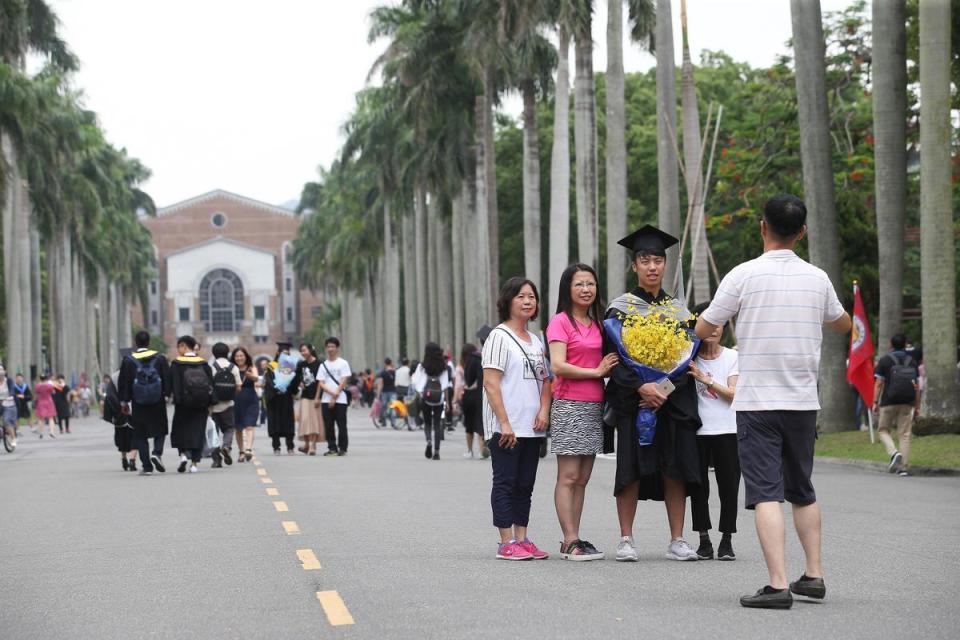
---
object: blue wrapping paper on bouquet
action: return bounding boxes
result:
[603,316,700,446]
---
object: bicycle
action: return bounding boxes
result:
[2,424,17,453]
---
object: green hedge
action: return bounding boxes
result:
[914,417,960,437]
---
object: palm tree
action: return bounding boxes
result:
[655,0,681,291]
[790,0,850,431]
[548,14,572,311]
[872,0,907,353]
[572,0,599,269]
[919,0,959,418]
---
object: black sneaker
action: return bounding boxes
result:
[128,460,137,472]
[696,542,714,560]
[425,444,433,459]
[888,451,902,473]
[221,447,233,466]
[122,458,129,471]
[432,452,440,460]
[151,455,166,473]
[337,451,346,456]
[898,469,912,477]
[717,538,736,561]
[211,460,223,469]
[177,458,188,473]
[740,586,793,609]
[789,574,826,600]
[323,450,338,457]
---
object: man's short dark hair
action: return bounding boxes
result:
[177,335,198,350]
[763,194,807,239]
[496,276,540,323]
[325,336,341,348]
[384,357,392,366]
[891,333,907,351]
[401,358,409,367]
[212,342,229,359]
[134,330,150,348]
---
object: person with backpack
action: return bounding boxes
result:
[412,343,453,460]
[376,358,398,429]
[119,331,171,474]
[102,372,138,472]
[168,336,214,473]
[263,341,300,455]
[209,342,242,468]
[873,333,921,476]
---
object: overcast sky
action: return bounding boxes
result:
[49,0,852,208]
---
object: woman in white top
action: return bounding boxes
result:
[411,342,453,460]
[482,277,552,561]
[687,303,740,561]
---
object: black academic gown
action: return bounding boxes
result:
[603,287,702,500]
[168,357,213,452]
[118,349,170,439]
[263,365,299,438]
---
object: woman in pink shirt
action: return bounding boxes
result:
[33,373,58,439]
[547,264,618,561]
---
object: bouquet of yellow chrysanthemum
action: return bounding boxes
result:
[604,297,699,446]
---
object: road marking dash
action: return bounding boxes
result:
[265,488,279,496]
[316,591,354,626]
[282,521,300,535]
[261,478,273,484]
[253,460,262,466]
[297,548,321,570]
[256,468,267,476]
[273,500,289,512]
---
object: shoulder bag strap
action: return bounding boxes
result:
[493,327,543,394]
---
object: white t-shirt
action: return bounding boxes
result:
[210,357,242,413]
[394,365,412,388]
[411,364,452,394]
[693,348,739,435]
[481,325,548,440]
[319,357,351,404]
[701,250,845,411]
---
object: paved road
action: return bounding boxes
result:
[2,408,958,639]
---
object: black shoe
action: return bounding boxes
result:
[323,450,338,457]
[425,444,433,459]
[696,542,714,560]
[122,458,129,471]
[151,455,165,473]
[740,586,793,609]
[221,447,233,465]
[211,460,223,469]
[128,460,137,472]
[717,538,735,561]
[432,452,440,460]
[177,458,188,473]
[789,574,826,600]
[337,450,346,456]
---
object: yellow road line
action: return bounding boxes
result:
[273,501,288,512]
[261,478,273,484]
[256,468,267,476]
[297,548,321,569]
[316,591,354,626]
[265,488,279,496]
[253,460,262,466]
[282,521,300,535]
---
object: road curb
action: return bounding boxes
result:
[815,456,960,477]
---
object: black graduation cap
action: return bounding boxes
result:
[276,340,293,350]
[617,224,679,256]
[475,324,492,344]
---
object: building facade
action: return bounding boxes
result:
[133,189,323,357]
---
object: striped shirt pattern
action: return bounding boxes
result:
[481,325,547,441]
[701,250,845,411]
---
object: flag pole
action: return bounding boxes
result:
[867,405,875,444]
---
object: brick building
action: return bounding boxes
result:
[132,189,323,359]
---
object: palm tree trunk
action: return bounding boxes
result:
[463,173,488,341]
[574,29,599,268]
[522,83,543,329]
[919,0,959,418]
[30,223,42,374]
[107,282,120,374]
[549,26,572,310]
[98,271,110,375]
[452,188,466,351]
[656,0,682,291]
[427,194,440,342]
[383,201,401,360]
[606,0,628,302]
[474,98,493,324]
[402,212,417,357]
[790,0,851,432]
[872,0,907,353]
[680,0,710,305]
[437,214,454,351]
[2,132,24,374]
[483,65,500,302]
[414,186,429,353]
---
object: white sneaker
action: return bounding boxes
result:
[615,536,639,562]
[666,538,699,561]
[189,464,198,474]
[462,451,474,459]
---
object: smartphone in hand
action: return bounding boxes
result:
[655,378,675,396]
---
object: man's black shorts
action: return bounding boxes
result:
[736,410,817,509]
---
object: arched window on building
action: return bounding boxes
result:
[199,269,244,332]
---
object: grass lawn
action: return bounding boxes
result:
[815,431,960,469]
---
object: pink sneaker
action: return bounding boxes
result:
[519,539,549,560]
[496,541,533,560]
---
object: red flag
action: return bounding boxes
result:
[846,282,875,406]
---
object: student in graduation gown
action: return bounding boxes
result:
[168,336,214,473]
[119,331,171,474]
[264,341,299,455]
[604,225,702,563]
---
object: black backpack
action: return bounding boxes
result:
[130,355,163,405]
[180,365,213,409]
[885,353,917,405]
[212,361,237,402]
[422,373,445,407]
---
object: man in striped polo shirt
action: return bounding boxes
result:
[696,194,851,610]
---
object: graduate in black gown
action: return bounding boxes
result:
[119,331,171,474]
[263,342,299,455]
[603,225,702,562]
[168,336,214,473]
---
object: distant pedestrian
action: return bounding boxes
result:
[412,343,452,460]
[231,347,260,462]
[53,374,71,434]
[318,337,351,456]
[264,342,299,455]
[12,373,35,433]
[873,333,921,476]
[483,277,551,561]
[209,342,242,468]
[102,372,137,472]
[0,365,19,451]
[687,302,740,561]
[168,336,214,473]
[119,331,170,474]
[395,358,412,400]
[377,358,398,428]
[296,342,324,455]
[697,194,851,609]
[33,374,58,439]
[460,344,485,457]
[547,264,617,561]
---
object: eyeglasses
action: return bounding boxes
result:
[572,281,597,289]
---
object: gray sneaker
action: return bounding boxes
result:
[615,536,639,562]
[666,538,699,561]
